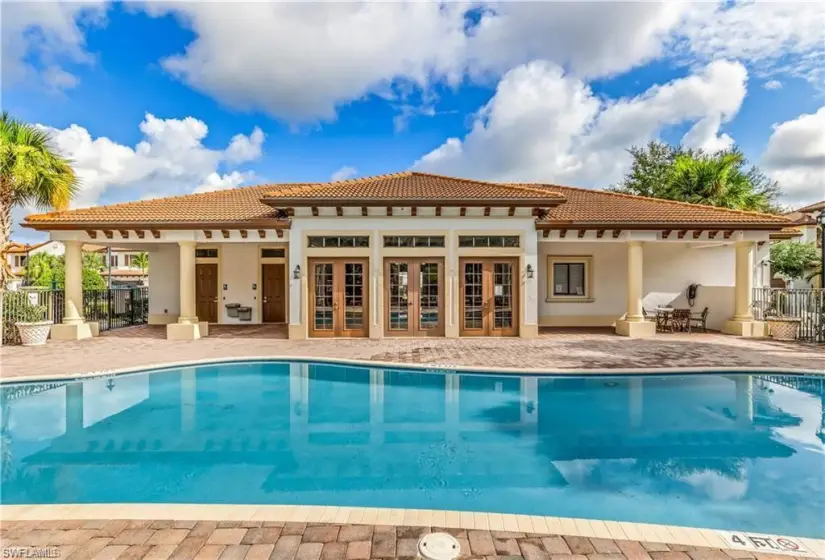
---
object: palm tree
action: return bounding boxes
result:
[667,151,777,213]
[0,113,79,288]
[132,252,149,274]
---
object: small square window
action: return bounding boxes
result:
[548,257,591,301]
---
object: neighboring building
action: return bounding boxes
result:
[22,172,791,341]
[3,241,148,290]
[3,240,65,290]
[84,244,149,287]
[772,200,824,289]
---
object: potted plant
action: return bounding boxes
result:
[14,301,52,346]
[764,292,801,341]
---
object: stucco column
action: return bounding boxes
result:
[520,231,539,338]
[50,240,93,340]
[445,231,459,338]
[733,241,754,321]
[63,240,84,324]
[166,241,204,340]
[723,241,766,337]
[615,241,655,338]
[178,241,197,324]
[288,229,305,340]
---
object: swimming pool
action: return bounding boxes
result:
[1,361,823,538]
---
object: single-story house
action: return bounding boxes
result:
[22,172,792,341]
[772,200,824,289]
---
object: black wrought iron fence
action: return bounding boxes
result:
[753,287,825,343]
[1,287,149,345]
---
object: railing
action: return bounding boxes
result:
[1,287,149,345]
[753,287,825,343]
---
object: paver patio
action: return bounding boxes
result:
[1,326,822,380]
[1,520,812,560]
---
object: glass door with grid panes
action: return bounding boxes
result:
[308,258,369,338]
[384,258,444,337]
[459,258,519,336]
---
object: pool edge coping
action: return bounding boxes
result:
[1,503,822,559]
[1,354,823,384]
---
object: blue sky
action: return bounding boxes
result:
[3,2,824,242]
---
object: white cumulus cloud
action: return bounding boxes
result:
[414,60,748,188]
[37,113,264,207]
[761,107,825,207]
[330,166,358,182]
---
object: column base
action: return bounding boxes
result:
[88,322,100,337]
[50,322,93,341]
[615,320,656,338]
[520,324,539,339]
[148,314,178,325]
[722,320,767,337]
[166,322,206,341]
[288,324,306,340]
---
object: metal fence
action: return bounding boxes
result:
[1,287,149,345]
[753,287,825,343]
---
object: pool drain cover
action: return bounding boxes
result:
[418,532,460,560]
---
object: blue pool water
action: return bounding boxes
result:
[1,362,824,538]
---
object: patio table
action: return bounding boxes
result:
[655,307,673,331]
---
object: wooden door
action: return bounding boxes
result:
[195,263,218,323]
[262,264,286,322]
[459,258,518,337]
[384,258,444,337]
[308,258,369,338]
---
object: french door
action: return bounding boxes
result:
[308,258,369,338]
[459,258,519,337]
[384,258,444,337]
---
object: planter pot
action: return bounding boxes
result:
[15,320,54,346]
[766,317,802,341]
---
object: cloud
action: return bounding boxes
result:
[330,166,358,182]
[414,60,748,188]
[1,1,107,90]
[679,1,825,87]
[37,113,264,208]
[225,127,265,163]
[144,2,469,123]
[764,80,783,90]
[761,106,825,206]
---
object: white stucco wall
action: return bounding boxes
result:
[538,241,765,331]
[148,244,179,323]
[220,244,260,324]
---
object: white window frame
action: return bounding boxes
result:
[546,255,594,303]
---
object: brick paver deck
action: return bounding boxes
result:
[1,326,823,380]
[1,520,807,560]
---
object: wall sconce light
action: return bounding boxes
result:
[293,265,301,280]
[526,264,534,279]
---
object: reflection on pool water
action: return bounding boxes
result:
[1,363,823,538]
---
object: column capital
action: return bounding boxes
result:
[178,240,197,248]
[63,239,84,248]
[627,240,644,247]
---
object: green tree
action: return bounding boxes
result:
[22,252,58,287]
[132,252,149,273]
[611,142,782,213]
[770,241,819,280]
[26,251,106,290]
[0,113,79,288]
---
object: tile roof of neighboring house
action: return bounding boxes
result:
[793,200,825,214]
[22,172,792,230]
[535,184,790,227]
[783,211,818,226]
[101,269,147,277]
[770,227,805,240]
[261,172,565,205]
[23,185,287,228]
[4,241,51,253]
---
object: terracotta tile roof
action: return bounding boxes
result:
[261,172,565,205]
[533,184,791,227]
[792,200,825,214]
[770,227,804,239]
[3,241,51,253]
[783,211,818,226]
[24,185,287,228]
[22,172,791,230]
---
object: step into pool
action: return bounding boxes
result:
[1,362,823,538]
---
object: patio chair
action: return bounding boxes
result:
[670,309,692,333]
[690,307,709,333]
